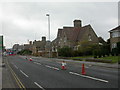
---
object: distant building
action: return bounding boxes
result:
[24,41,33,51]
[52,20,99,53]
[12,44,24,53]
[109,25,120,50]
[32,36,51,57]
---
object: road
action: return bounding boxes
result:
[3,55,118,89]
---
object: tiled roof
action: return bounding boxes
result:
[62,25,91,42]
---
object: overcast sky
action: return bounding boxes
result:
[0,0,119,48]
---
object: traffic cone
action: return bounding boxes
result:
[29,58,32,61]
[61,61,66,70]
[81,64,86,75]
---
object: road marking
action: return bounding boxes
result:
[45,65,59,70]
[20,70,29,77]
[34,82,45,90]
[69,72,108,83]
[79,66,89,68]
[89,65,92,67]
[6,60,25,89]
[34,62,41,65]
[14,65,18,69]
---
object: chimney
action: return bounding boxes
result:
[73,20,82,27]
[42,36,46,42]
[29,41,32,45]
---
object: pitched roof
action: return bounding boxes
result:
[58,25,92,42]
[77,25,91,41]
[110,25,120,32]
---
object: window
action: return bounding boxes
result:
[88,34,92,41]
[64,37,67,42]
[111,31,120,38]
[112,43,117,49]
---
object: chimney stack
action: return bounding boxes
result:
[29,41,32,45]
[74,20,82,27]
[42,36,46,42]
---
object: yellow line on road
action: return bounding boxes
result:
[6,60,26,89]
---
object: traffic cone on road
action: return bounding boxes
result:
[81,64,86,75]
[61,61,66,70]
[29,58,32,61]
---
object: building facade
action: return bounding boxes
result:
[32,36,52,57]
[52,20,99,53]
[109,25,120,50]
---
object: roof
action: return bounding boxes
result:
[62,25,91,42]
[77,25,91,42]
[109,25,120,32]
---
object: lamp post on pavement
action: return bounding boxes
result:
[46,14,51,58]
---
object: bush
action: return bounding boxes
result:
[17,49,32,55]
[58,46,73,57]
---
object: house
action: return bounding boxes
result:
[32,36,52,57]
[52,20,99,54]
[109,25,120,50]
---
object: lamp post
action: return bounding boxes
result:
[46,14,51,58]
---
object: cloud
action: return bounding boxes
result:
[0,2,118,48]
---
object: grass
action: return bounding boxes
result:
[98,56,119,63]
[70,55,119,63]
[70,56,93,59]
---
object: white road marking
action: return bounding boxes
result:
[79,66,89,68]
[34,62,41,65]
[34,82,45,90]
[20,70,29,77]
[14,65,18,69]
[89,65,92,66]
[69,72,108,83]
[45,65,59,70]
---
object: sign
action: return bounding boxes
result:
[0,36,3,51]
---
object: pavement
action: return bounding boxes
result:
[2,56,18,88]
[6,55,118,88]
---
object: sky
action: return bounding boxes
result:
[0,0,119,48]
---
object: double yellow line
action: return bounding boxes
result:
[6,60,26,89]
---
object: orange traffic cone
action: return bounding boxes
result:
[61,61,66,70]
[81,64,86,75]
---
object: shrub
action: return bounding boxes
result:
[58,46,73,57]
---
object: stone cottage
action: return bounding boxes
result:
[52,20,99,54]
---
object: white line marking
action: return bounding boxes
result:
[34,82,45,90]
[34,62,41,65]
[14,65,18,69]
[45,65,59,70]
[20,70,29,77]
[69,72,108,83]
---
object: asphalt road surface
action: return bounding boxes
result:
[3,55,118,89]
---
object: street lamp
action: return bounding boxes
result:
[46,14,51,58]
